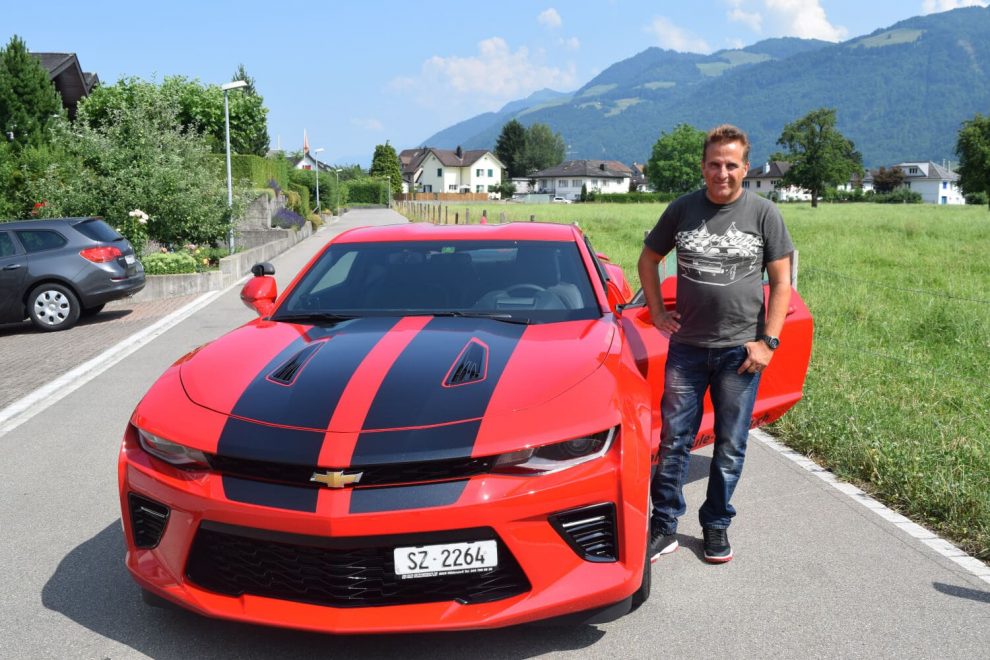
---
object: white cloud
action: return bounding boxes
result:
[764,0,847,41]
[645,17,712,53]
[391,37,577,107]
[559,36,580,50]
[351,118,384,132]
[726,0,764,31]
[538,8,562,28]
[921,0,988,13]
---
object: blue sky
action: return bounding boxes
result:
[4,0,986,166]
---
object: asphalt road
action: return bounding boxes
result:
[2,209,988,659]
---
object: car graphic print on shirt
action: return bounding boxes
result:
[675,222,763,286]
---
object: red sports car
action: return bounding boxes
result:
[118,221,812,633]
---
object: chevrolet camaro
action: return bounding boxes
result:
[118,221,812,633]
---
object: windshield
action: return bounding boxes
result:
[275,239,601,324]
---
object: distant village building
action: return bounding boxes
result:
[529,160,632,201]
[742,161,810,202]
[862,161,964,205]
[399,146,503,194]
[32,52,99,119]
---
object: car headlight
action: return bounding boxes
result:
[136,427,210,470]
[491,427,616,476]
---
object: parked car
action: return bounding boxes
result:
[118,222,813,632]
[0,217,145,331]
[551,196,572,204]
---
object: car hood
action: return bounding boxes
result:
[180,315,614,438]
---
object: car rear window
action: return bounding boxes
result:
[15,229,68,253]
[74,218,123,242]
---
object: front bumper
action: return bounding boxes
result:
[118,430,649,633]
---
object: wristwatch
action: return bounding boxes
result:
[758,335,780,350]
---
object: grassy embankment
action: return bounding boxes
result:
[403,201,990,560]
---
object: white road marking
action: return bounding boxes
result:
[0,289,226,440]
[752,428,990,584]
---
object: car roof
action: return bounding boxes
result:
[332,221,583,244]
[0,217,101,229]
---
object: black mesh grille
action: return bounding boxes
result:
[207,454,496,488]
[549,503,618,562]
[128,493,170,549]
[185,522,530,608]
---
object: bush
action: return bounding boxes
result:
[142,251,198,274]
[590,191,679,203]
[873,188,923,204]
[964,191,988,206]
[308,213,323,229]
[344,179,389,204]
[287,182,311,216]
[230,154,290,190]
[822,187,866,203]
[273,207,306,230]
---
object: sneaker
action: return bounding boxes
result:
[702,527,733,563]
[649,526,678,562]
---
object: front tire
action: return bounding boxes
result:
[28,283,80,332]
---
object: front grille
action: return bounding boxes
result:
[185,522,530,608]
[207,454,496,488]
[128,493,170,548]
[549,503,618,562]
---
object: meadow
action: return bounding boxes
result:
[399,200,990,560]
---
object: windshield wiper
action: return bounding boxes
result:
[272,312,357,325]
[426,311,533,325]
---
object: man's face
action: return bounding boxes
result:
[702,140,749,205]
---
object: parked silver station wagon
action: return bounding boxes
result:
[0,217,145,331]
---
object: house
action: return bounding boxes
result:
[742,161,810,201]
[291,151,332,172]
[529,160,632,200]
[399,146,504,194]
[32,52,99,119]
[875,161,964,204]
[630,162,651,192]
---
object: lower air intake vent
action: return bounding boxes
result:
[128,493,170,549]
[549,503,618,562]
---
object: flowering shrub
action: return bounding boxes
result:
[117,209,150,248]
[273,207,306,230]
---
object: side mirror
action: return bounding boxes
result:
[251,262,275,277]
[605,280,625,316]
[241,275,278,317]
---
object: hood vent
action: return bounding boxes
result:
[444,339,489,387]
[267,341,326,386]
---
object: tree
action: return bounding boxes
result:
[646,123,705,194]
[229,64,269,156]
[777,108,861,208]
[872,166,905,194]
[0,35,64,150]
[494,119,527,178]
[956,113,990,210]
[519,123,566,174]
[369,141,402,198]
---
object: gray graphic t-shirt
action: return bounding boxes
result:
[644,189,793,348]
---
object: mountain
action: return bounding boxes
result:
[419,7,990,167]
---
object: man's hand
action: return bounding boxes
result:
[738,340,773,375]
[651,309,681,335]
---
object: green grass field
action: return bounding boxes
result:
[399,200,990,560]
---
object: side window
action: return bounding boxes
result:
[15,229,67,253]
[0,232,15,257]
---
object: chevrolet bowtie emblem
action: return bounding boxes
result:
[310,470,363,488]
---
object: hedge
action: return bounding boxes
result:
[142,252,199,274]
[230,154,291,190]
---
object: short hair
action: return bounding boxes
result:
[703,124,750,163]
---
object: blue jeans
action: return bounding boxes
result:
[651,341,761,535]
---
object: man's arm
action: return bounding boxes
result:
[738,255,792,374]
[637,246,681,334]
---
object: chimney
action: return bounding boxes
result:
[599,162,606,171]
[455,145,463,159]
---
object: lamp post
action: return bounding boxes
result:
[312,147,325,214]
[222,80,248,253]
[333,168,341,216]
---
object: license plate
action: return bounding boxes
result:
[124,254,136,265]
[394,540,498,579]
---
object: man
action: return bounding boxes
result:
[637,124,793,564]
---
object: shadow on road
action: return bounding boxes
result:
[42,522,607,659]
[934,582,990,604]
[0,308,132,337]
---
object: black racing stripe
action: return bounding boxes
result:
[216,417,326,464]
[351,420,482,465]
[620,316,650,379]
[361,317,526,430]
[228,316,399,431]
[349,481,467,514]
[222,475,318,512]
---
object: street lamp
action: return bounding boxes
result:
[312,147,325,214]
[222,79,248,253]
[333,168,341,216]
